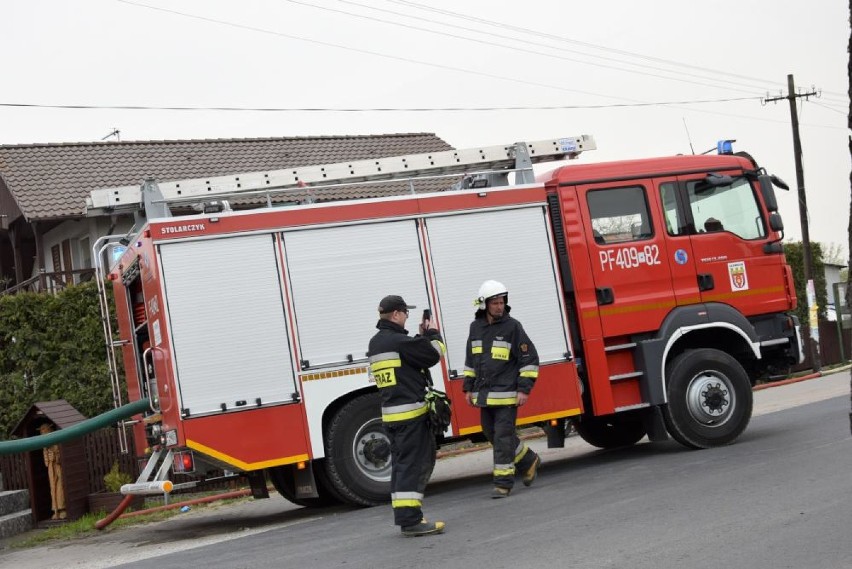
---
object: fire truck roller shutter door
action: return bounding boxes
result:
[424,206,571,377]
[157,234,298,415]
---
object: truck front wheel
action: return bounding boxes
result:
[576,413,646,449]
[324,392,391,506]
[663,348,753,449]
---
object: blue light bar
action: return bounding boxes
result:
[716,139,736,154]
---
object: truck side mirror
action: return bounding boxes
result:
[770,174,789,191]
[758,175,778,212]
[769,212,784,232]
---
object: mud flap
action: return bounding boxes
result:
[542,418,566,448]
[246,470,269,499]
[643,406,669,442]
[295,462,319,499]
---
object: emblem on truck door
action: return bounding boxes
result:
[727,261,749,291]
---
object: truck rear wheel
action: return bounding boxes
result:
[324,392,391,506]
[576,413,646,449]
[663,348,752,449]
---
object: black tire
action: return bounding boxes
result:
[324,392,391,506]
[268,461,343,507]
[576,413,646,449]
[663,348,753,449]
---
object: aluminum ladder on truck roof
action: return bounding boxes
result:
[85,135,595,218]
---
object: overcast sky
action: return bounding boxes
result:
[2,0,849,255]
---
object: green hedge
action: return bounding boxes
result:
[783,241,828,326]
[0,281,122,440]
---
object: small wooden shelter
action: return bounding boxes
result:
[10,400,88,524]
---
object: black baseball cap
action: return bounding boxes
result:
[378,295,416,314]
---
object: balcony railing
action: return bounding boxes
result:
[1,268,96,296]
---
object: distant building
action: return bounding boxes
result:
[824,262,848,320]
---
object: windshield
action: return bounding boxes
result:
[686,177,766,240]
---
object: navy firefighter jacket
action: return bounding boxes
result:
[367,319,444,423]
[462,311,540,407]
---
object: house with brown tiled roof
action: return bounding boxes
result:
[0,133,453,293]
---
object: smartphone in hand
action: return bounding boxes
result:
[420,309,432,333]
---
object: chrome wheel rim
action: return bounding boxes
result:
[353,418,391,482]
[685,370,735,427]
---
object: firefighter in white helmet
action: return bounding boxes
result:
[463,280,541,498]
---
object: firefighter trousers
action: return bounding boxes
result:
[480,405,538,490]
[385,417,437,527]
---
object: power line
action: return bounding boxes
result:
[0,97,761,112]
[294,0,772,96]
[386,0,788,93]
[113,0,630,103]
[814,92,850,105]
[111,1,841,130]
[7,98,843,130]
[815,86,849,99]
[807,99,848,116]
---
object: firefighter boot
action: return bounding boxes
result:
[523,455,541,487]
[491,486,511,499]
[401,519,445,537]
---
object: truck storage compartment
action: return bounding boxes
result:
[158,233,298,416]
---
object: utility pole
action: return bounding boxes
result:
[766,74,821,372]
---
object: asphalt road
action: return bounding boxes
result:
[3,371,851,569]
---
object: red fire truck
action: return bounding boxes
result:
[88,135,802,507]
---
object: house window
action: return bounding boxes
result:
[76,237,92,283]
[77,237,91,269]
[51,244,61,273]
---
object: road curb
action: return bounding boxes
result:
[753,364,850,391]
[753,373,821,390]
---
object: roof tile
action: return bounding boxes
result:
[0,134,453,219]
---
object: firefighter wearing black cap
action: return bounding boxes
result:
[463,280,541,498]
[368,294,447,537]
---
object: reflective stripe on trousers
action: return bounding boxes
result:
[382,402,428,422]
[391,491,423,509]
[386,419,437,527]
[480,405,538,490]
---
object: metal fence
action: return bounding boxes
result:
[1,427,234,496]
[1,269,96,296]
[795,321,851,372]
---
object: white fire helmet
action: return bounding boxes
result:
[475,280,508,310]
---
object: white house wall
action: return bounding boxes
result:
[40,216,133,276]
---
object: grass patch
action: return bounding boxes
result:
[10,508,177,549]
[9,490,252,549]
